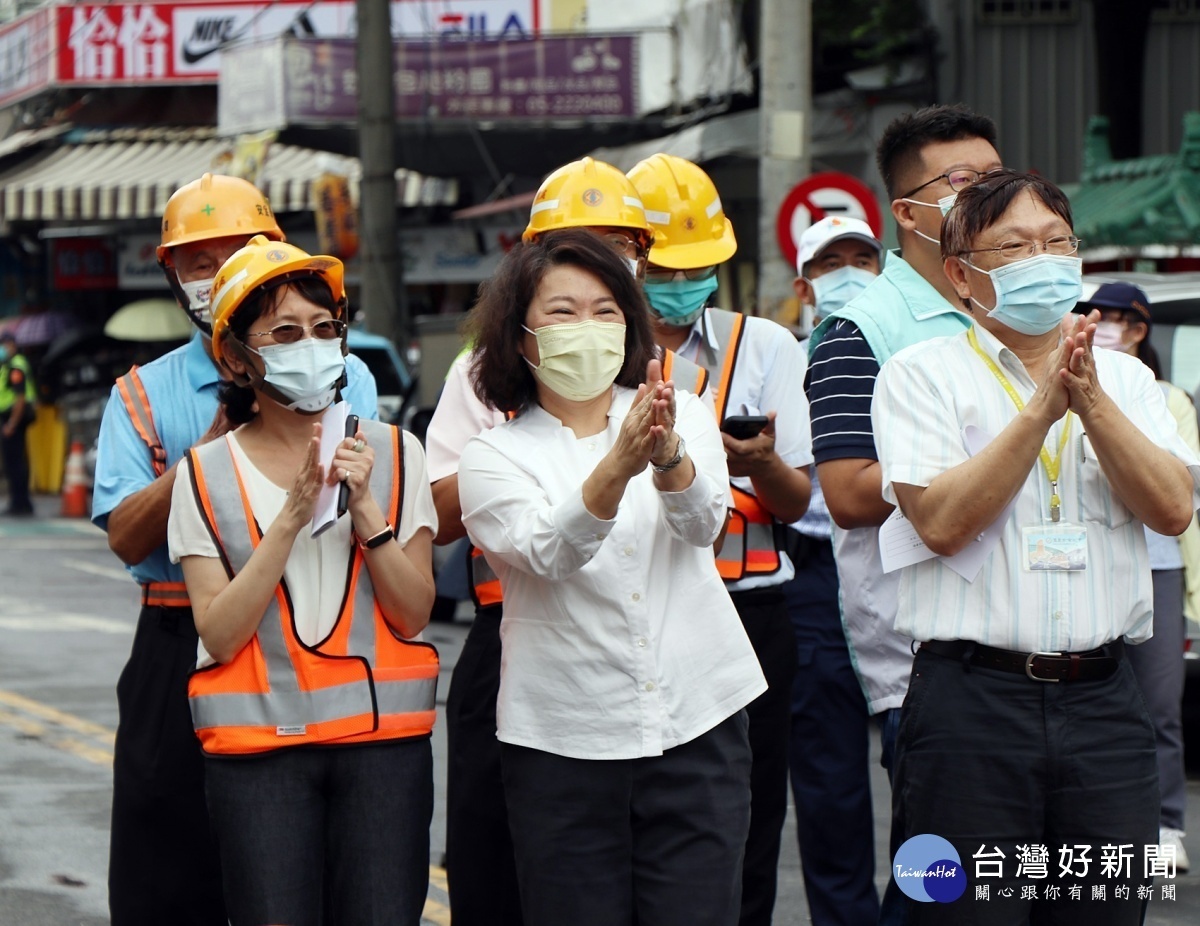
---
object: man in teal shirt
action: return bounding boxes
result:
[805,103,1000,925]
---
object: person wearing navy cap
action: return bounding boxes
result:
[1078,280,1199,873]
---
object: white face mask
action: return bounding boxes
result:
[253,338,346,412]
[623,256,640,278]
[902,193,957,216]
[180,277,214,327]
[1092,320,1132,352]
[523,320,626,402]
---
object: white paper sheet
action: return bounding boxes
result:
[311,401,349,538]
[878,425,1014,582]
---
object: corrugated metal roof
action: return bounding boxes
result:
[0,135,458,222]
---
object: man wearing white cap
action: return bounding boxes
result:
[786,216,883,926]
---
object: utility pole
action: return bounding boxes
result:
[356,0,407,343]
[757,0,811,320]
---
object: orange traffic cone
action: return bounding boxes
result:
[61,441,88,518]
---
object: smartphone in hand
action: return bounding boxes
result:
[720,415,769,440]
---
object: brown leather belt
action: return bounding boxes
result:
[920,638,1123,683]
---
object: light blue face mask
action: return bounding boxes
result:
[963,253,1083,336]
[809,266,877,319]
[642,276,719,327]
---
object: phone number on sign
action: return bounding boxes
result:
[523,94,627,116]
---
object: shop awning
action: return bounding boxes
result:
[0,131,458,223]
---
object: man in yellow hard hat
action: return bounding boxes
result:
[93,174,379,926]
[426,156,661,926]
[628,152,813,926]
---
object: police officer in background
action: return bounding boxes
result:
[0,330,35,516]
[93,174,378,925]
[627,153,812,926]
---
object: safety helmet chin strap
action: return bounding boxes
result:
[159,258,213,337]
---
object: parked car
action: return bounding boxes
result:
[345,327,418,430]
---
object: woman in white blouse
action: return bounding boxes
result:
[166,237,439,926]
[457,229,766,926]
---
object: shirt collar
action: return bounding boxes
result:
[185,331,222,392]
[886,250,971,323]
[673,307,719,363]
[965,318,1037,384]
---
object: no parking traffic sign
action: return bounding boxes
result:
[775,172,884,269]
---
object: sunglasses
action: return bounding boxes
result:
[245,319,347,343]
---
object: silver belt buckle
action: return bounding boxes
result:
[1025,651,1063,682]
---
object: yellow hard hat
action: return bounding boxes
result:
[210,235,345,368]
[523,157,653,245]
[626,154,737,269]
[157,173,284,264]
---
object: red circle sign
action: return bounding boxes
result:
[775,172,884,269]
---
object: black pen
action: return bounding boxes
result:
[337,413,360,518]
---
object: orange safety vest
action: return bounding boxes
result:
[698,308,785,582]
[116,366,191,608]
[184,419,439,755]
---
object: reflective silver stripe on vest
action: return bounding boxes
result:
[718,527,745,569]
[375,677,438,716]
[191,679,377,730]
[192,439,297,694]
[190,676,435,730]
[701,308,740,420]
[469,549,498,587]
[347,420,403,664]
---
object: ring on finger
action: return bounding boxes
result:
[340,467,348,480]
[352,439,366,453]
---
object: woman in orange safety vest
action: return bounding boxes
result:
[166,236,440,926]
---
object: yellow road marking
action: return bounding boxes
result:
[0,690,456,921]
[0,689,116,743]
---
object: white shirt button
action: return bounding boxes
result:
[644,681,656,692]
[1053,610,1063,620]
[595,533,607,541]
[637,637,647,647]
[623,546,635,556]
[586,442,596,451]
[631,592,641,602]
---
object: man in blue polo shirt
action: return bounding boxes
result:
[93,174,378,926]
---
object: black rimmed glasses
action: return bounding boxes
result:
[245,319,347,343]
[959,236,1081,263]
[900,168,998,199]
[644,265,718,284]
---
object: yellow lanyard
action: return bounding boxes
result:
[967,327,1072,522]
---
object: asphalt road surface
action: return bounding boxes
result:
[1,497,1198,924]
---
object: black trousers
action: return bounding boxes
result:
[895,648,1158,925]
[501,711,752,926]
[729,586,798,926]
[444,605,524,926]
[782,537,880,926]
[0,416,31,513]
[108,605,226,926]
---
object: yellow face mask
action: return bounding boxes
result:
[523,320,627,402]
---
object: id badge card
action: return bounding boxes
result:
[1022,522,1087,572]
